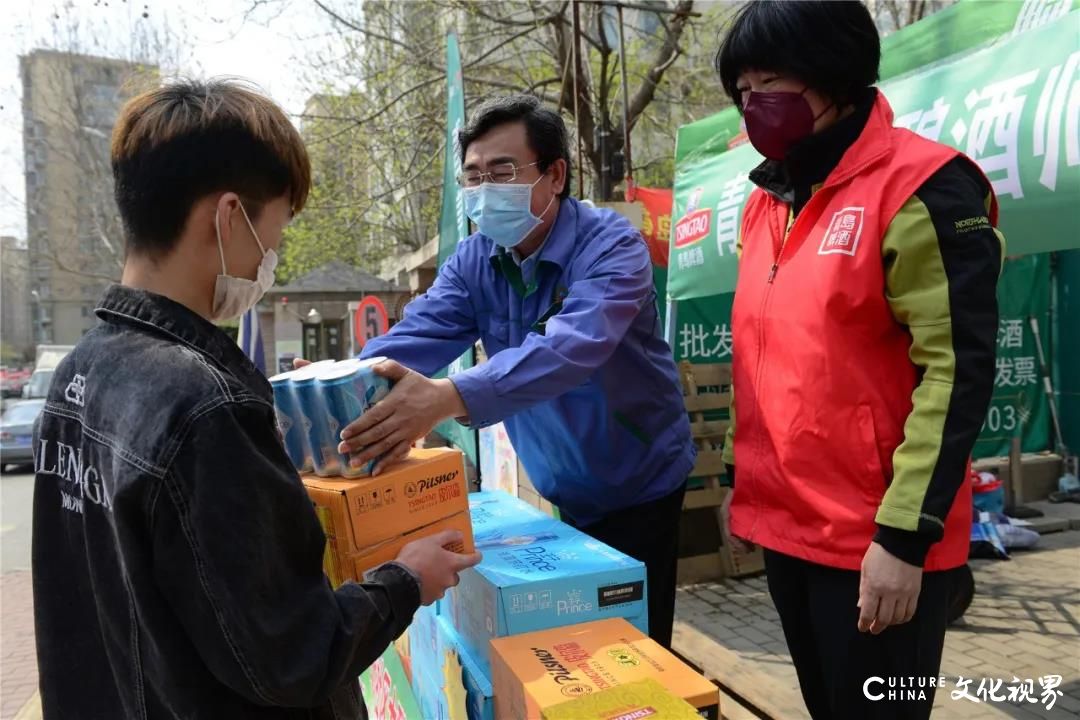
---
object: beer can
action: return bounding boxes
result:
[290,360,341,477]
[316,357,393,477]
[268,369,313,473]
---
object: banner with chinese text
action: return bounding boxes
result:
[634,187,673,267]
[973,256,1051,458]
[667,11,1080,300]
[681,0,1080,170]
[433,32,478,466]
[643,190,734,365]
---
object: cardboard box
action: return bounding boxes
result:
[491,618,719,720]
[408,613,494,720]
[358,644,422,720]
[350,510,474,578]
[541,678,704,720]
[446,516,648,678]
[469,490,548,535]
[459,631,495,720]
[443,490,548,626]
[303,448,473,582]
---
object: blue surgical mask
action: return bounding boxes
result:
[462,174,555,249]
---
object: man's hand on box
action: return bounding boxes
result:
[338,360,467,476]
[395,530,482,606]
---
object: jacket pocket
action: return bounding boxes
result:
[480,314,511,355]
[856,404,888,499]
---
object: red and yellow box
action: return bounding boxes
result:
[304,447,474,584]
[491,618,719,720]
[541,678,704,720]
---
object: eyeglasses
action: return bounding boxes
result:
[456,161,541,188]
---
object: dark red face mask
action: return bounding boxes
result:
[743,88,831,161]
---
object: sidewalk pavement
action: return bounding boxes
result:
[674,528,1080,720]
[1,572,38,720]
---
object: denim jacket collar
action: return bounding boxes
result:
[96,284,267,390]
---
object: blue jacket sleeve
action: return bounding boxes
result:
[360,249,479,376]
[450,230,652,427]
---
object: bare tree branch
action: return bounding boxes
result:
[618,0,694,140]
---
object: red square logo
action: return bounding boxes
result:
[818,207,865,256]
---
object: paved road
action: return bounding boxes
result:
[676,526,1080,719]
[1,471,33,573]
[0,471,37,720]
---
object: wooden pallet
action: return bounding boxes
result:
[678,361,765,583]
[673,621,809,720]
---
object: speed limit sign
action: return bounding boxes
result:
[353,296,389,350]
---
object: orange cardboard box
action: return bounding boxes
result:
[541,678,703,720]
[304,448,473,584]
[349,510,473,577]
[490,618,719,720]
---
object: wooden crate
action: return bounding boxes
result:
[677,361,764,583]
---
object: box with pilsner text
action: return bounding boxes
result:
[303,447,473,583]
[491,618,719,720]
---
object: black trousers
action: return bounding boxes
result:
[765,549,960,720]
[564,484,686,649]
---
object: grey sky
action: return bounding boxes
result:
[1,0,347,240]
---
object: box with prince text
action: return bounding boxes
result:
[446,515,648,678]
[468,490,548,535]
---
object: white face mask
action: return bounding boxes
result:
[211,202,277,322]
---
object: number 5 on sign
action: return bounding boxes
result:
[353,296,389,350]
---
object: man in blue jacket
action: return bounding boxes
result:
[341,94,695,647]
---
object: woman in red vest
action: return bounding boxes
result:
[717,2,1004,718]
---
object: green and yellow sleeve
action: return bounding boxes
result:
[874,157,1005,566]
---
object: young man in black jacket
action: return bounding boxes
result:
[31,78,480,720]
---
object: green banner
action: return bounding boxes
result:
[1055,249,1080,453]
[667,11,1080,300]
[973,256,1052,459]
[437,32,469,267]
[672,0,1080,164]
[654,266,733,364]
[433,32,478,466]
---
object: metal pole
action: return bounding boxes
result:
[617,4,633,197]
[664,298,679,349]
[1008,436,1022,512]
[1030,315,1065,451]
[572,0,585,199]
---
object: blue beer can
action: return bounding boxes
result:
[316,357,393,477]
[268,370,314,473]
[290,360,341,477]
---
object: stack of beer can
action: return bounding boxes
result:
[268,357,392,477]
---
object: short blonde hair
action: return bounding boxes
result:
[111,78,310,255]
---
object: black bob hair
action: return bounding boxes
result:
[716,1,881,111]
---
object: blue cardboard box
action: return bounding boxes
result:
[444,491,550,623]
[468,490,547,535]
[447,516,649,678]
[457,628,494,720]
[408,615,494,720]
[405,602,440,686]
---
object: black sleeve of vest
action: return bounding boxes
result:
[875,157,1002,566]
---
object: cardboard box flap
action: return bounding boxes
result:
[491,618,718,713]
